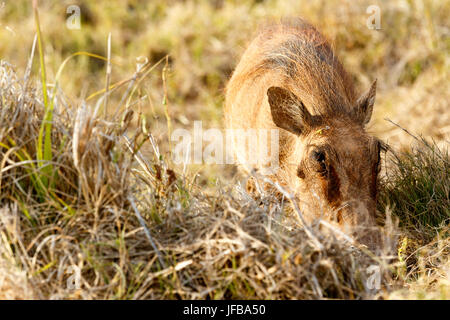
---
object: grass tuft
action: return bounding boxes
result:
[379,132,449,238]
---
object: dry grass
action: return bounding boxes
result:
[1,0,448,145]
[0,0,448,299]
[0,59,397,300]
[0,56,448,299]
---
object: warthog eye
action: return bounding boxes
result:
[313,150,325,162]
[311,150,327,174]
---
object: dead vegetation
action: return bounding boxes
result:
[0,0,448,300]
[0,61,386,299]
[0,56,448,299]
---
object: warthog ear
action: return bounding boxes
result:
[267,86,314,135]
[355,80,377,125]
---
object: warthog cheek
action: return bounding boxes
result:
[320,165,341,207]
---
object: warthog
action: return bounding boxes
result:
[225,19,383,237]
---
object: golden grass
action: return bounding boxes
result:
[0,0,448,299]
[0,61,394,299]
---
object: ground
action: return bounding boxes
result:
[0,0,448,299]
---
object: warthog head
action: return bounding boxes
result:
[267,81,382,231]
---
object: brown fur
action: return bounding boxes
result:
[225,19,382,241]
